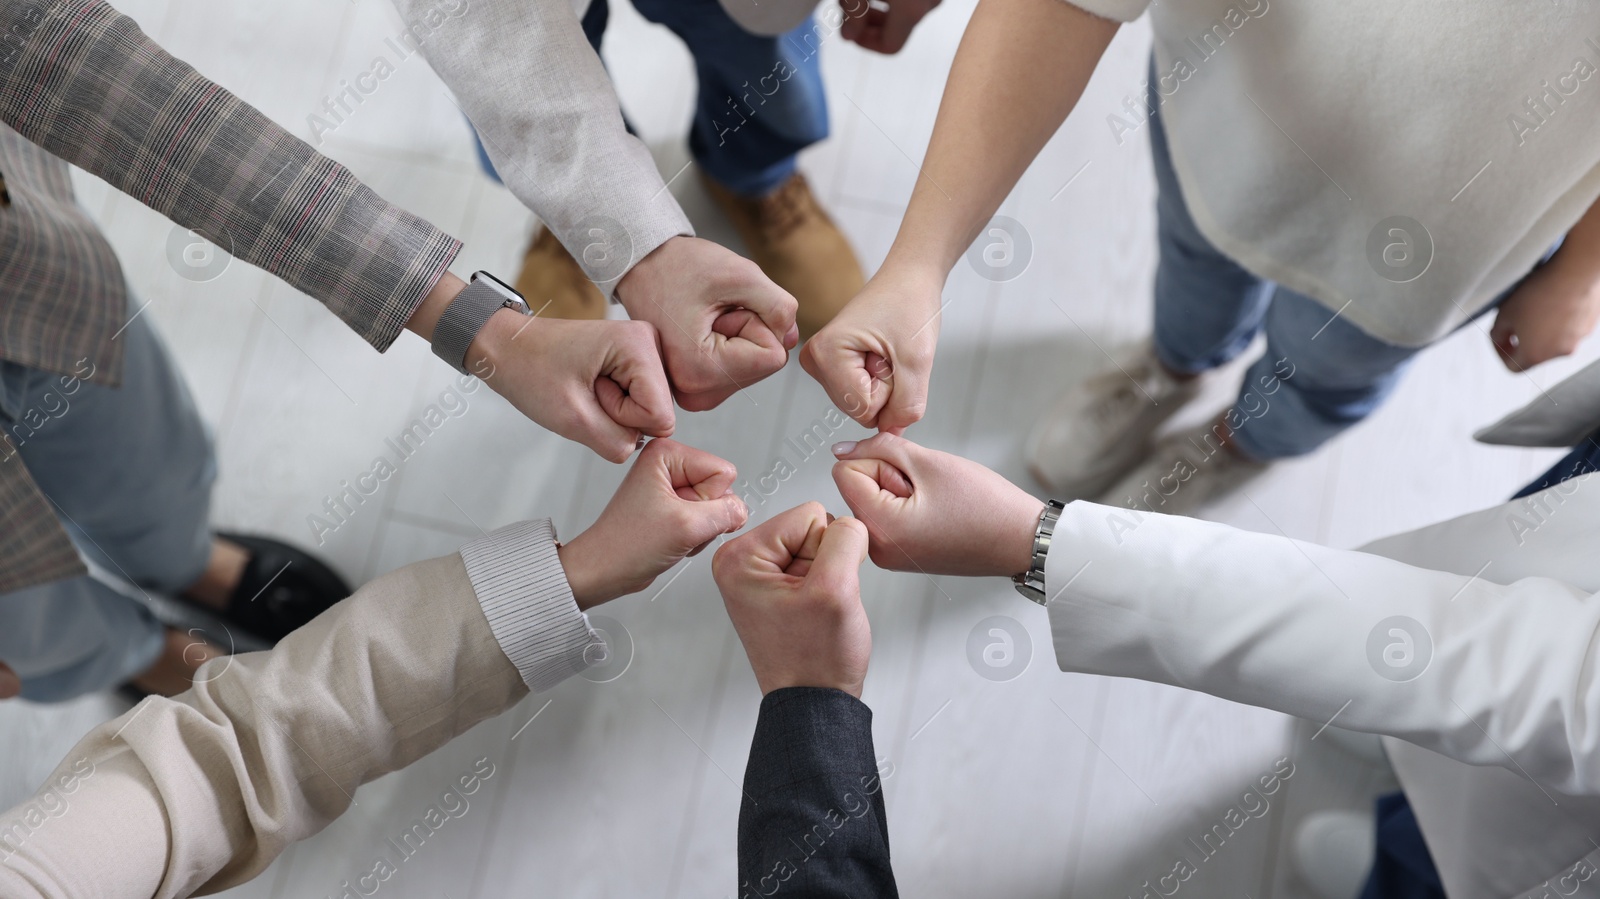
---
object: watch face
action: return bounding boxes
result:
[472,270,528,310]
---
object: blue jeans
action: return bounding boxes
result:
[473,0,829,197]
[1145,74,1537,461]
[0,310,215,701]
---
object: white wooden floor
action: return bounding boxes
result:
[2,1,1596,896]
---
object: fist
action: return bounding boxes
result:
[712,502,872,697]
[831,434,1044,578]
[800,268,941,433]
[1490,256,1600,372]
[559,438,749,608]
[474,313,676,463]
[616,236,799,412]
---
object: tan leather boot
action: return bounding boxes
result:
[513,227,608,320]
[700,171,864,339]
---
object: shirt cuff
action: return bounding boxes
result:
[459,519,601,692]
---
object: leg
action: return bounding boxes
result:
[632,0,860,335]
[0,574,166,702]
[1358,793,1446,899]
[1227,288,1420,461]
[11,312,215,593]
[1024,72,1275,498]
[1146,60,1274,376]
[0,309,215,699]
[631,0,828,195]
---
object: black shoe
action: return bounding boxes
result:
[209,533,352,643]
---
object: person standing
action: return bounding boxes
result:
[413,0,942,338]
[804,0,1600,515]
[0,0,678,699]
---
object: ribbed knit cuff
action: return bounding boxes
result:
[459,519,599,692]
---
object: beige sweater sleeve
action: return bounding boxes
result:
[0,548,547,898]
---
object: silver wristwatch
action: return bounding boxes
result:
[1012,500,1064,605]
[431,270,530,375]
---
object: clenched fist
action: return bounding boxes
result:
[472,311,676,463]
[831,434,1044,578]
[713,502,872,697]
[559,438,749,608]
[617,236,799,411]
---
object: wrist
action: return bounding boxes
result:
[875,252,949,304]
[614,235,683,314]
[556,533,613,611]
[462,306,531,383]
[1546,243,1600,285]
[1002,498,1048,577]
[404,271,468,341]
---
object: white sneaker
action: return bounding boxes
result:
[1024,346,1205,498]
[1293,810,1376,899]
[1096,420,1267,517]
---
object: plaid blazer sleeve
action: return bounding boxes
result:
[0,0,461,352]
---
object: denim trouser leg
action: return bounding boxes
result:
[1146,67,1426,461]
[630,0,828,197]
[0,310,215,701]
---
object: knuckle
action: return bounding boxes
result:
[711,542,742,584]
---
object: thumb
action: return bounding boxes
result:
[833,459,910,524]
[877,362,928,434]
[574,387,642,463]
[803,340,887,428]
[702,493,751,542]
[805,517,869,598]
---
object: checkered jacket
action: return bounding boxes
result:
[0,0,462,595]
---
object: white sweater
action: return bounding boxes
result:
[1074,0,1600,347]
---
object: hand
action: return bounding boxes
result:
[469,311,675,462]
[616,237,799,412]
[1491,256,1600,371]
[841,0,941,54]
[832,433,1043,577]
[712,502,872,697]
[801,266,942,433]
[0,661,18,700]
[558,438,749,609]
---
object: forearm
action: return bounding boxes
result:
[739,688,897,898]
[0,0,460,352]
[882,0,1116,281]
[1547,192,1600,278]
[391,0,691,295]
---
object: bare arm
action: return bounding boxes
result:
[803,0,1119,431]
[887,0,1118,279]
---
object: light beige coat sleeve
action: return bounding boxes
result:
[0,536,574,898]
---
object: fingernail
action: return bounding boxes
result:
[635,435,647,451]
[832,441,857,457]
[826,512,836,524]
[784,323,799,347]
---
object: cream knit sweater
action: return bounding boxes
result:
[1077,0,1600,347]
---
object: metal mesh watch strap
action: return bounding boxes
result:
[431,272,527,375]
[1012,500,1065,605]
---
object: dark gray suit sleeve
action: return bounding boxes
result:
[738,687,898,898]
